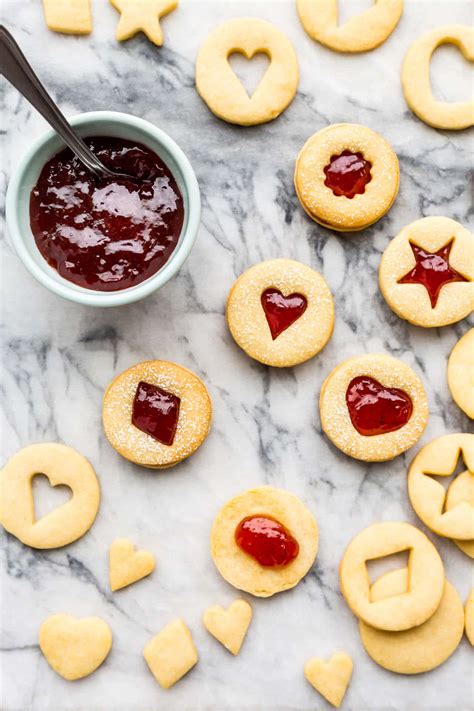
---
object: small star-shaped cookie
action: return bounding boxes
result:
[110,0,177,46]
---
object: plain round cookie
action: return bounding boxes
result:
[446,470,474,558]
[297,0,403,53]
[340,521,445,631]
[103,360,212,468]
[402,25,474,130]
[407,433,474,540]
[294,123,399,232]
[379,217,473,327]
[0,443,100,549]
[359,569,464,674]
[195,18,299,126]
[226,259,335,367]
[319,353,428,462]
[211,486,318,597]
[448,329,474,418]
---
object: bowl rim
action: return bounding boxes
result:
[5,110,201,307]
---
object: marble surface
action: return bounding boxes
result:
[1,1,473,709]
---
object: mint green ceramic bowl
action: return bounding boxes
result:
[6,111,201,307]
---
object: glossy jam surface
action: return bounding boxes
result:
[261,289,308,340]
[346,376,413,436]
[397,240,469,308]
[132,381,181,446]
[235,515,299,567]
[324,150,372,199]
[30,137,184,291]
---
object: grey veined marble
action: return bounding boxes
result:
[1,1,473,710]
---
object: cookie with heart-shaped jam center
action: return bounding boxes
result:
[203,599,252,655]
[261,289,307,340]
[320,353,428,461]
[304,652,353,708]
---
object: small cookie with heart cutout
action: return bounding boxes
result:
[203,599,252,655]
[109,538,155,591]
[304,652,353,708]
[143,619,198,688]
[39,614,112,681]
[227,259,334,367]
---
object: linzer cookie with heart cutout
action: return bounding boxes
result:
[226,259,334,367]
[319,354,428,461]
[103,360,212,468]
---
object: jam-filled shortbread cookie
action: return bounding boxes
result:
[402,25,474,130]
[226,259,334,367]
[211,486,318,597]
[379,217,473,327]
[448,329,474,418]
[144,619,198,688]
[294,124,399,232]
[340,521,445,631]
[304,652,353,709]
[195,18,299,126]
[0,443,100,549]
[407,433,474,541]
[359,569,464,674]
[110,0,178,46]
[103,360,212,468]
[445,470,474,559]
[319,354,428,462]
[297,0,403,53]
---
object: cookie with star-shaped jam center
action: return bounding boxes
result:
[379,216,473,327]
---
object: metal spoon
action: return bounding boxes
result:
[0,25,133,181]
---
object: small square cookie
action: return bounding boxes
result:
[42,0,92,35]
[143,619,198,689]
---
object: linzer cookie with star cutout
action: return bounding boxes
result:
[379,217,473,327]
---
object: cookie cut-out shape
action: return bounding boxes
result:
[448,329,474,419]
[203,599,252,655]
[196,18,299,126]
[39,614,112,681]
[109,538,155,591]
[143,619,198,689]
[110,0,177,46]
[304,652,353,708]
[465,590,474,645]
[0,443,100,549]
[42,0,92,34]
[446,470,474,558]
[297,0,403,53]
[359,569,464,674]
[402,25,474,130]
[407,433,474,540]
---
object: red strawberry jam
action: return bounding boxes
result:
[261,289,307,340]
[324,150,372,199]
[235,515,299,567]
[346,376,413,436]
[132,381,180,446]
[30,137,184,291]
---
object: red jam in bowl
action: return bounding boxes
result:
[132,381,181,446]
[235,515,299,567]
[346,376,413,436]
[261,289,308,340]
[324,150,372,199]
[29,137,184,291]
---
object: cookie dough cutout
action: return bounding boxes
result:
[359,568,463,674]
[195,18,299,126]
[465,590,474,645]
[109,538,155,591]
[297,0,403,53]
[319,353,428,462]
[226,259,335,367]
[39,614,112,681]
[448,329,474,418]
[304,652,353,709]
[379,217,473,328]
[340,521,445,631]
[407,433,474,540]
[211,486,318,598]
[446,470,474,558]
[110,0,177,46]
[294,124,399,232]
[102,360,212,469]
[143,619,198,689]
[402,25,474,130]
[203,599,252,655]
[42,0,92,35]
[0,443,100,549]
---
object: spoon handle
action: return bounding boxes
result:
[0,25,106,179]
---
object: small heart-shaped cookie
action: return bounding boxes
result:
[304,652,353,708]
[109,538,155,591]
[39,614,112,681]
[203,599,252,655]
